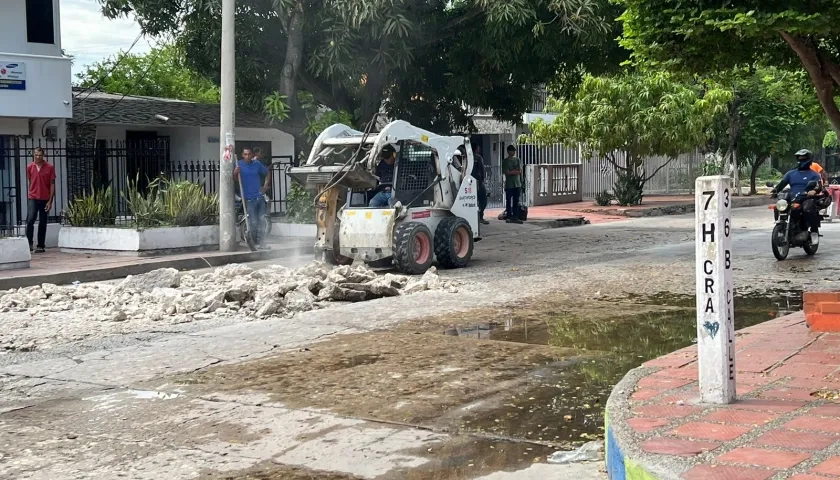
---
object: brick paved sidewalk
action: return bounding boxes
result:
[608,312,840,480]
[488,194,771,225]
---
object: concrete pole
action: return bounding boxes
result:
[219,0,236,251]
[695,176,736,404]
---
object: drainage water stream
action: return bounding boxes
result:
[443,290,802,448]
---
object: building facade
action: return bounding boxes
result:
[0,0,73,233]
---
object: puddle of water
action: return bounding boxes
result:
[449,290,802,447]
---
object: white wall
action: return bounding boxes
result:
[0,0,70,120]
[198,126,295,160]
[0,0,62,56]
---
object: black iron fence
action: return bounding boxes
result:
[0,136,294,232]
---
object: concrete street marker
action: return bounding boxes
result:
[695,175,736,404]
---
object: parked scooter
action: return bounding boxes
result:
[767,181,832,260]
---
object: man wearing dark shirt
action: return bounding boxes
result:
[370,145,396,207]
[234,148,271,249]
[472,143,489,224]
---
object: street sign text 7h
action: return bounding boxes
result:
[695,176,736,404]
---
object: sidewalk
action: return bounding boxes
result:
[489,194,771,225]
[0,236,312,290]
[606,312,840,480]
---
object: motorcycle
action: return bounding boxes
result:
[767,180,831,260]
[235,192,272,251]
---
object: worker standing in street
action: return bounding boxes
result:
[503,144,523,224]
[472,143,489,225]
[234,148,272,250]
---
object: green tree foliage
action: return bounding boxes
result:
[75,43,220,103]
[703,68,827,193]
[97,0,625,139]
[523,73,731,205]
[617,0,840,136]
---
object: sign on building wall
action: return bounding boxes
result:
[0,62,26,91]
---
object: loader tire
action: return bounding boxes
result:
[393,222,433,275]
[435,216,474,269]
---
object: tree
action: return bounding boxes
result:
[74,43,220,103]
[703,68,827,194]
[617,0,840,137]
[523,72,731,205]
[98,0,625,150]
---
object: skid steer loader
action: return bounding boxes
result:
[287,118,480,275]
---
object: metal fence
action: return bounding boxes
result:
[484,142,707,209]
[0,136,294,231]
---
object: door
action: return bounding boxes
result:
[125,131,169,193]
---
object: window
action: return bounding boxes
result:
[26,0,55,45]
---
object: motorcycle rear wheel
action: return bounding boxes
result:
[771,223,790,261]
[804,235,819,256]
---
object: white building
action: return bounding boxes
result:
[0,0,72,235]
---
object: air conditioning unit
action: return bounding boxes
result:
[44,126,58,141]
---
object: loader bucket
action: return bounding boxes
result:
[287,164,379,191]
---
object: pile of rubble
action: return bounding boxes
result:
[0,262,459,328]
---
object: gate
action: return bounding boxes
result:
[485,143,582,209]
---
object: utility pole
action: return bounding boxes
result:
[219,0,236,251]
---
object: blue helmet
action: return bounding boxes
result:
[795,149,813,170]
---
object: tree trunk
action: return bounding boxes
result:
[781,32,840,138]
[749,156,768,195]
[276,1,308,161]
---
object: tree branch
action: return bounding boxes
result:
[643,157,674,183]
[419,8,485,48]
[780,31,840,136]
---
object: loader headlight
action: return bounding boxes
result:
[776,199,788,212]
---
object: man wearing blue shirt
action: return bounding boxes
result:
[234,148,271,249]
[773,149,824,244]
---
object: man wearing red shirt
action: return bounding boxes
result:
[26,147,55,253]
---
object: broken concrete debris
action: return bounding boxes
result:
[0,262,460,351]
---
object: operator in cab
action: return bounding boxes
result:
[370,144,396,207]
[773,149,823,244]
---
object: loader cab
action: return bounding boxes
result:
[346,140,439,208]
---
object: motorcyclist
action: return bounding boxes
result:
[773,149,824,244]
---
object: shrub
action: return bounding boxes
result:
[285,182,316,224]
[160,179,218,227]
[613,169,645,206]
[121,176,218,229]
[65,184,116,227]
[122,176,167,229]
[594,190,614,206]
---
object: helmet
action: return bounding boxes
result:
[795,148,813,170]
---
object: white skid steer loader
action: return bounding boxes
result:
[287,118,481,275]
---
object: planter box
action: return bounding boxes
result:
[271,223,317,238]
[59,225,219,256]
[12,223,62,248]
[0,237,31,270]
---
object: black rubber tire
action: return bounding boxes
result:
[323,220,353,266]
[434,216,474,269]
[238,217,257,252]
[804,236,819,256]
[365,258,394,269]
[393,222,434,275]
[771,223,789,261]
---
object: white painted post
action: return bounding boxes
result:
[695,176,736,404]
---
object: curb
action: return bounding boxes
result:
[576,196,771,218]
[605,367,677,480]
[0,246,314,291]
